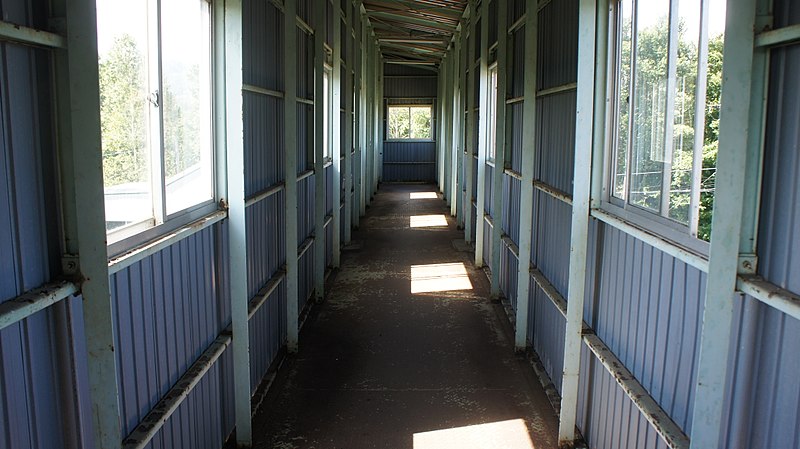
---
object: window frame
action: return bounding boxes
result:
[600,0,715,255]
[385,103,434,142]
[100,0,219,255]
[486,63,499,161]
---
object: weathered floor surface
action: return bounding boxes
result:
[252,184,559,449]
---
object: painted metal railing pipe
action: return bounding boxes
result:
[121,331,232,449]
[755,23,800,48]
[0,281,78,331]
[737,275,800,322]
[248,270,287,320]
[284,0,300,353]
[0,20,65,48]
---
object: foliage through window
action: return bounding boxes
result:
[387,105,432,140]
[609,0,725,241]
[97,0,213,240]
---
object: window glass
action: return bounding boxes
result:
[610,0,725,241]
[388,105,432,140]
[97,0,214,239]
[162,0,213,215]
[487,66,498,160]
[97,0,152,232]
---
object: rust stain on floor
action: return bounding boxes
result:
[252,184,559,449]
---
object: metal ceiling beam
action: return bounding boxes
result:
[367,10,457,32]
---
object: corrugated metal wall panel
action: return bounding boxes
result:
[249,282,287,393]
[384,77,438,98]
[0,23,91,448]
[535,91,576,195]
[531,191,571,295]
[110,227,228,438]
[246,194,286,299]
[528,279,566,391]
[244,92,285,196]
[536,0,578,91]
[500,176,520,245]
[584,223,705,434]
[500,244,518,310]
[243,0,283,92]
[484,163,493,215]
[382,142,437,182]
[510,102,524,172]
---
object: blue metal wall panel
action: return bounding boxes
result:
[109,227,230,440]
[249,282,286,393]
[535,91,576,194]
[243,0,283,92]
[244,92,285,196]
[531,191,571,295]
[246,194,285,299]
[528,279,566,391]
[382,142,437,182]
[0,24,91,449]
[537,0,578,91]
[502,175,521,245]
[384,77,437,98]
[484,163,493,215]
[500,244,518,309]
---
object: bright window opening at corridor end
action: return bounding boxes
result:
[388,105,432,140]
[608,0,726,242]
[97,0,214,243]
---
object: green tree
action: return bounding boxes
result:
[99,34,148,187]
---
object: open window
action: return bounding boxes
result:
[606,0,725,243]
[97,0,214,244]
[387,105,433,141]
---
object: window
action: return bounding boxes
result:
[387,105,432,140]
[323,68,331,158]
[97,0,213,242]
[487,65,498,160]
[608,0,725,242]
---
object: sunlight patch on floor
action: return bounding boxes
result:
[410,262,473,294]
[410,214,448,228]
[410,192,438,199]
[413,419,536,449]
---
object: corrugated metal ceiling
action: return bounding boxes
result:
[363,0,467,66]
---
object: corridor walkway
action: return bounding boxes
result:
[252,184,559,448]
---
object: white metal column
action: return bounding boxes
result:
[689,0,760,446]
[58,0,123,446]
[314,0,326,301]
[343,7,353,244]
[464,0,476,243]
[450,32,462,219]
[474,0,490,267]
[557,0,597,443]
[490,0,508,297]
[514,0,539,350]
[221,0,252,443]
[284,0,300,352]
[332,5,343,267]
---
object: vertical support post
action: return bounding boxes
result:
[455,29,466,224]
[221,0,253,443]
[57,0,123,446]
[376,61,384,188]
[464,0,476,243]
[284,0,299,352]
[474,0,489,267]
[332,4,343,267]
[514,0,538,351]
[314,0,326,301]
[356,4,369,219]
[558,0,597,443]
[364,35,373,209]
[343,6,353,244]
[689,0,759,446]
[450,33,461,218]
[354,2,363,227]
[490,0,508,297]
[443,55,454,204]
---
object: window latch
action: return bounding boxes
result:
[148,90,160,108]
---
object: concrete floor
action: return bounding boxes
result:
[252,184,559,449]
